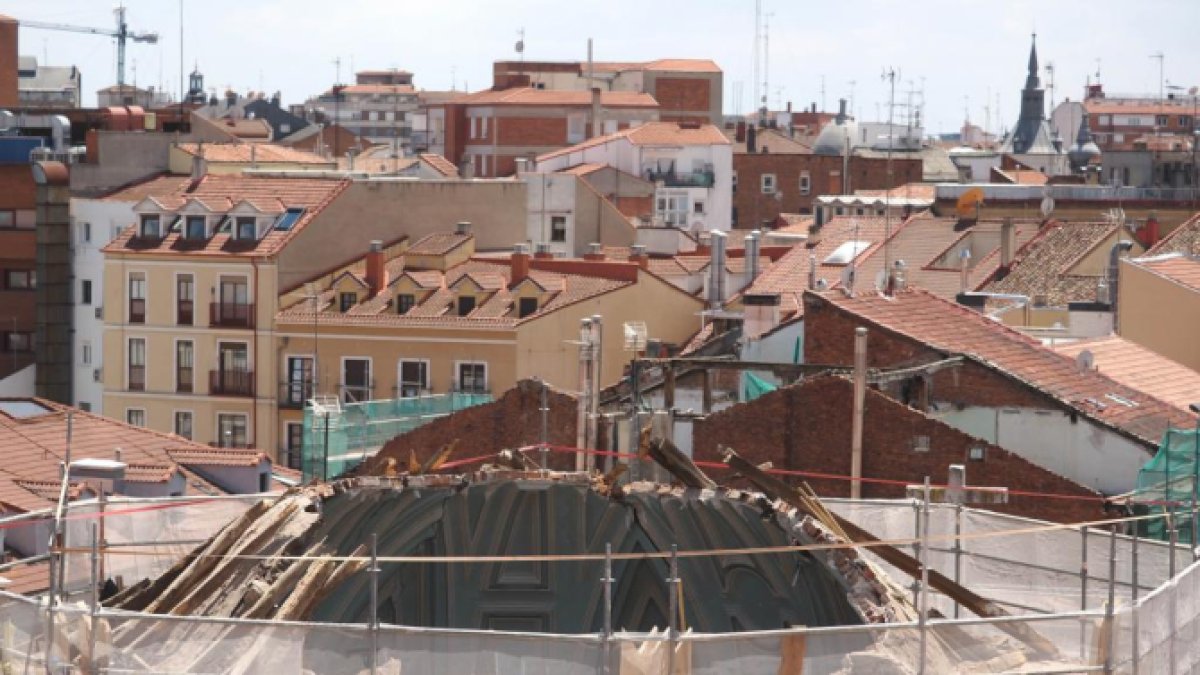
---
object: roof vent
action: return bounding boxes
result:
[455,221,472,236]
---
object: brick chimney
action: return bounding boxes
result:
[746,125,757,154]
[735,121,747,143]
[365,240,386,297]
[584,242,605,261]
[591,87,604,138]
[628,244,649,269]
[533,242,554,260]
[1000,218,1015,269]
[1141,212,1160,247]
[511,243,531,285]
[0,16,16,108]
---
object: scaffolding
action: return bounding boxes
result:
[1,493,1199,672]
[301,392,492,481]
[1129,427,1200,544]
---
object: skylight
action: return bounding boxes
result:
[823,240,873,265]
[0,400,54,419]
[273,207,306,231]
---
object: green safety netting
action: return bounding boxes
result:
[1133,427,1200,542]
[302,392,492,482]
[742,372,777,402]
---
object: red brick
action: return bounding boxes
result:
[654,78,710,115]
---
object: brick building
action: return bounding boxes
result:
[802,288,1195,495]
[692,375,1104,524]
[428,88,660,178]
[0,158,38,384]
[730,133,922,228]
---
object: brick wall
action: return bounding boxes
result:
[653,78,711,116]
[362,379,579,474]
[0,18,15,109]
[495,116,567,146]
[693,376,1105,523]
[732,153,922,228]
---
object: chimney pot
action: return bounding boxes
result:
[511,243,531,285]
[1000,218,1015,269]
[365,239,386,298]
[584,242,605,261]
[629,244,649,269]
[455,221,472,236]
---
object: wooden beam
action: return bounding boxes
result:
[641,431,716,490]
[721,447,1059,657]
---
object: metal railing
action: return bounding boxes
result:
[280,380,315,408]
[209,302,255,329]
[128,299,145,324]
[339,382,375,403]
[210,369,255,397]
[646,169,715,188]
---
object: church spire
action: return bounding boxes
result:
[1025,33,1040,90]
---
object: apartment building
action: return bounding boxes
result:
[428,88,660,177]
[0,140,40,389]
[492,58,723,124]
[533,121,733,233]
[302,69,420,150]
[273,235,705,463]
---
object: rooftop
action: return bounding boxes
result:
[1148,212,1200,257]
[1134,253,1200,293]
[807,288,1195,445]
[175,143,332,165]
[1052,335,1200,413]
[537,122,730,163]
[452,88,659,108]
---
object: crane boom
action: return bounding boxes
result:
[18,7,158,89]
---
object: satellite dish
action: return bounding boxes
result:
[1075,349,1095,373]
[1040,196,1055,218]
[955,187,985,219]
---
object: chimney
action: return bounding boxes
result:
[708,230,727,309]
[514,157,528,176]
[1141,212,1160,247]
[455,221,472,236]
[735,120,747,143]
[1000,218,1015,269]
[365,240,385,297]
[629,244,649,269]
[743,230,761,290]
[807,253,818,288]
[591,87,604,138]
[190,144,207,181]
[695,232,711,255]
[743,293,781,339]
[511,243,531,285]
[584,242,605,261]
[0,16,16,107]
[746,125,757,154]
[534,242,554,259]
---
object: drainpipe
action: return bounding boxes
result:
[851,327,867,499]
[251,257,260,452]
[576,318,593,471]
[1107,240,1134,329]
[589,315,603,472]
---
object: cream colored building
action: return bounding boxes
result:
[273,235,705,461]
[1118,253,1200,372]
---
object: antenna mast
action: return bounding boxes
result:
[752,0,761,124]
[882,67,897,289]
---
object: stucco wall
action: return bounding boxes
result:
[1118,259,1200,372]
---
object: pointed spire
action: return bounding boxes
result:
[1024,33,1040,90]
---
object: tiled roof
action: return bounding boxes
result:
[99,174,193,203]
[537,122,729,162]
[1135,254,1200,293]
[1052,335,1200,413]
[855,183,937,201]
[336,84,415,95]
[406,232,472,256]
[809,288,1195,446]
[167,448,267,468]
[211,118,272,139]
[279,258,638,328]
[0,398,262,513]
[851,214,1039,301]
[742,216,895,317]
[418,153,459,177]
[994,169,1049,185]
[175,143,332,165]
[453,88,659,108]
[1148,212,1200,257]
[0,560,49,595]
[727,128,812,154]
[586,58,721,74]
[981,221,1132,307]
[101,174,350,258]
[1085,100,1193,116]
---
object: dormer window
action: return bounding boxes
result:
[185,216,206,239]
[396,294,415,314]
[339,292,357,312]
[235,217,257,240]
[457,296,476,316]
[139,214,161,238]
[518,297,538,318]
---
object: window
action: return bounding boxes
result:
[480,115,488,138]
[1097,114,1111,126]
[396,294,415,314]
[139,214,161,239]
[217,413,249,448]
[761,174,777,194]
[174,411,193,440]
[185,216,206,239]
[236,217,257,240]
[1183,116,1194,128]
[567,114,585,143]
[655,193,689,227]
[176,341,194,393]
[397,359,429,398]
[128,338,146,391]
[78,402,91,412]
[126,409,146,427]
[823,240,872,265]
[457,295,476,316]
[339,291,358,312]
[284,356,314,405]
[177,275,194,325]
[80,341,92,366]
[285,422,304,468]
[456,362,487,393]
[1156,115,1169,127]
[3,332,31,352]
[128,273,146,323]
[799,171,811,195]
[80,222,91,243]
[5,269,34,290]
[731,171,738,193]
[518,297,538,318]
[0,211,13,228]
[341,358,372,403]
[550,216,567,243]
[214,277,251,327]
[80,279,92,305]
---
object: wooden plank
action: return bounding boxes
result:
[721,446,1059,657]
[641,429,716,490]
[777,631,806,675]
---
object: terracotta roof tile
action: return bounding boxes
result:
[417,153,459,177]
[982,221,1132,307]
[175,143,331,165]
[1135,254,1200,292]
[0,560,48,595]
[166,448,267,468]
[1148,213,1200,257]
[406,232,473,256]
[811,288,1195,446]
[537,122,729,162]
[454,88,658,108]
[1052,336,1200,413]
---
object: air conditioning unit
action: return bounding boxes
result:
[94,307,103,319]
[92,368,102,382]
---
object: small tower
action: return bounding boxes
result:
[186,65,206,105]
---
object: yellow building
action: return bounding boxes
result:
[1118,253,1200,372]
[273,237,705,462]
[168,142,336,175]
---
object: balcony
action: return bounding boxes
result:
[210,369,255,397]
[279,380,314,409]
[646,168,715,189]
[210,302,255,329]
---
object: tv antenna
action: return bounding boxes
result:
[515,28,525,61]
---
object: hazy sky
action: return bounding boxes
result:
[9,0,1199,134]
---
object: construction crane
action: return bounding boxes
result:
[19,6,158,89]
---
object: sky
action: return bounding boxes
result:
[9,0,1200,135]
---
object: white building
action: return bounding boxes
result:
[532,122,733,233]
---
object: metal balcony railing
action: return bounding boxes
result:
[210,302,255,329]
[210,369,255,397]
[279,380,314,408]
[646,169,716,188]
